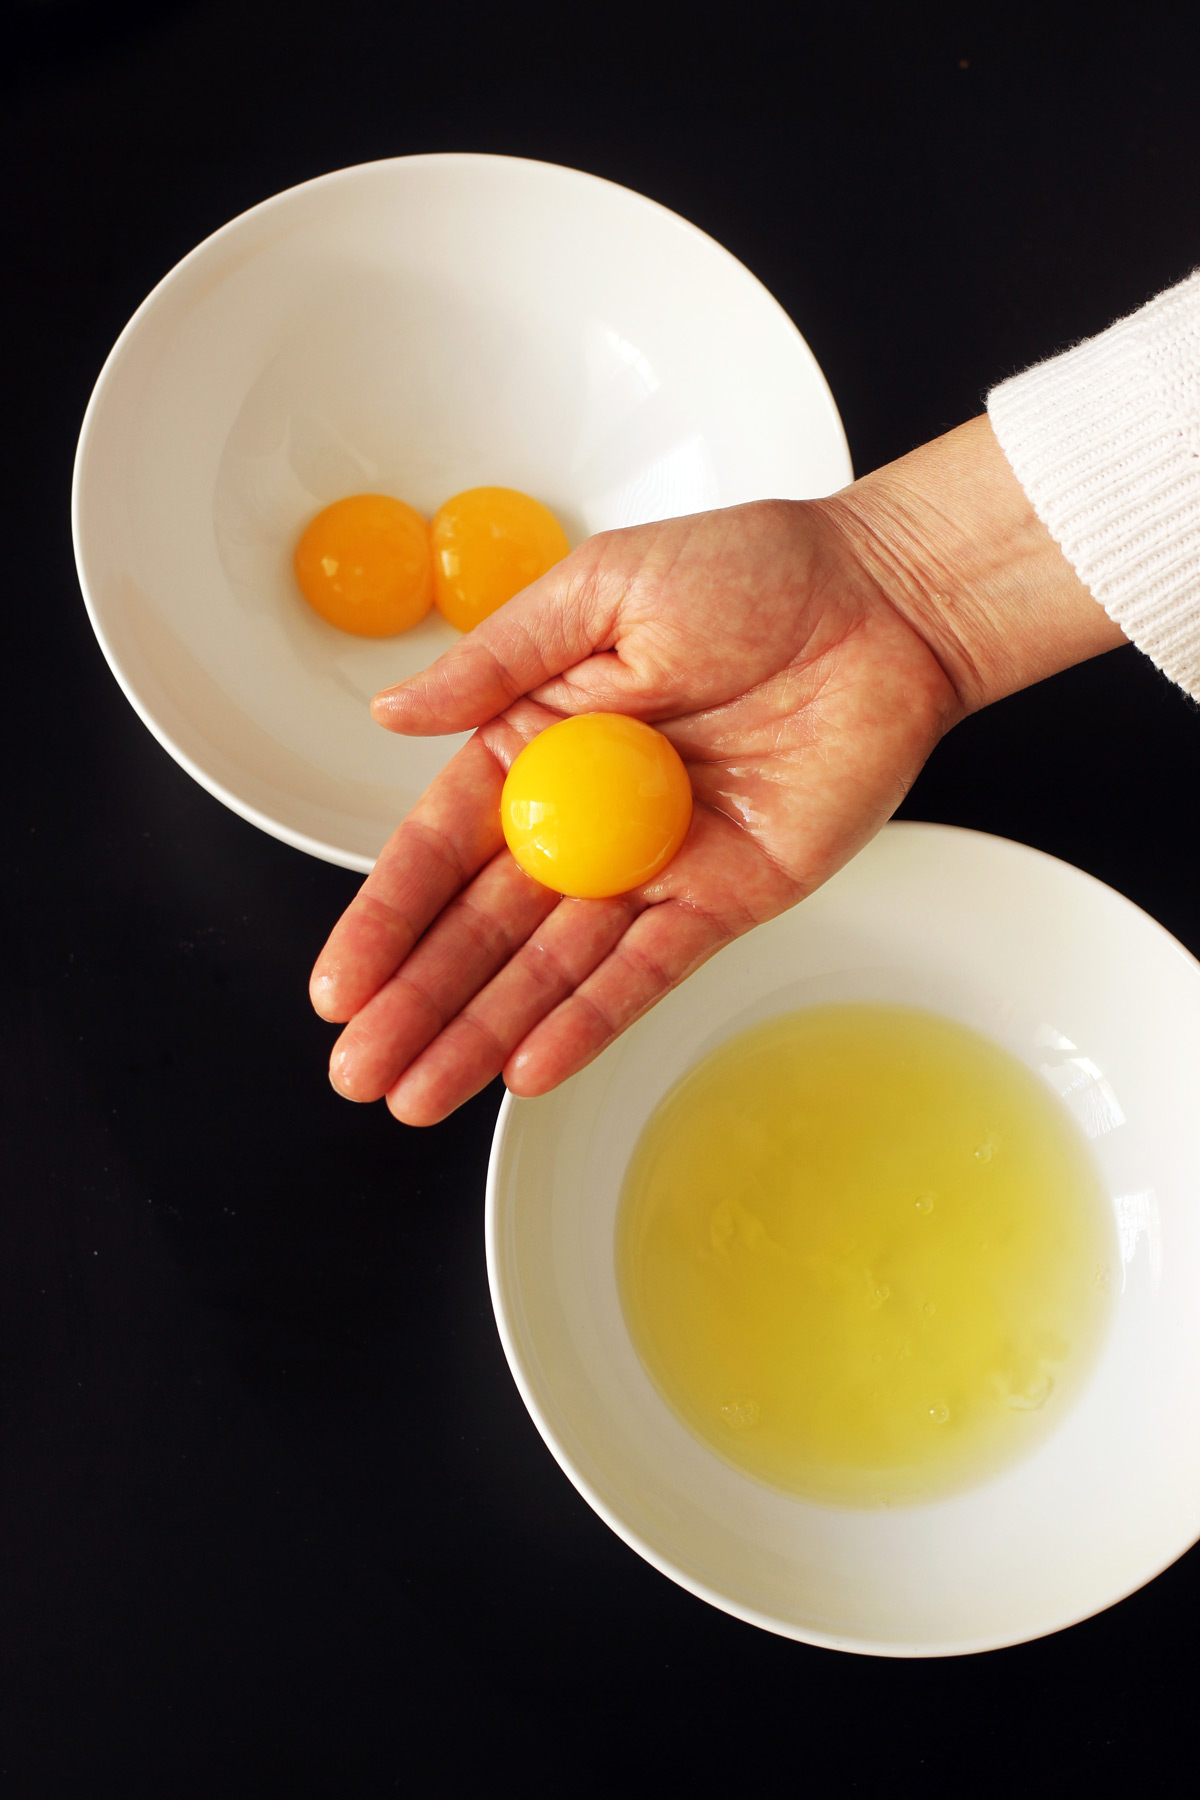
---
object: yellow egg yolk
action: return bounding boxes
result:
[294,494,433,637]
[500,713,693,899]
[431,486,569,632]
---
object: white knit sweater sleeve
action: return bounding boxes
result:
[987,271,1200,698]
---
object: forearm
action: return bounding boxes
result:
[816,414,1127,715]
[825,269,1200,716]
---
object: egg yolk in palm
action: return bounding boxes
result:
[431,486,569,632]
[500,713,693,899]
[294,494,433,637]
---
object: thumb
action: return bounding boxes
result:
[371,541,617,735]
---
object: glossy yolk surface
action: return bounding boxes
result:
[294,494,433,636]
[500,713,693,899]
[431,486,569,632]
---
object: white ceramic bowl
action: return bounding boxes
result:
[487,823,1200,1656]
[71,153,851,870]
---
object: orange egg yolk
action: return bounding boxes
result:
[500,713,693,899]
[294,494,433,637]
[431,486,569,632]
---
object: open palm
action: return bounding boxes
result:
[310,499,962,1124]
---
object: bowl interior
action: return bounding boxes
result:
[487,823,1200,1655]
[73,154,851,868]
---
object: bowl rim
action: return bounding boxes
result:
[70,149,851,872]
[484,820,1200,1657]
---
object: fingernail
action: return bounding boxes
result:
[310,972,337,1017]
[370,692,408,727]
[387,1069,415,1110]
[328,1047,360,1100]
[372,680,410,706]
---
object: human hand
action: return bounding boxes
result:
[311,417,1124,1124]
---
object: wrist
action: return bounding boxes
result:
[815,414,1126,713]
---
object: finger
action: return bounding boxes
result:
[327,850,560,1102]
[505,899,733,1097]
[384,797,787,1123]
[529,653,669,719]
[385,891,643,1126]
[371,538,617,735]
[310,731,506,1023]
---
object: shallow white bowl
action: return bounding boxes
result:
[72,153,851,870]
[487,823,1200,1656]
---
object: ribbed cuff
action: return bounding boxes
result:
[988,272,1200,700]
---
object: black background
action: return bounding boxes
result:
[5,1,1200,1792]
